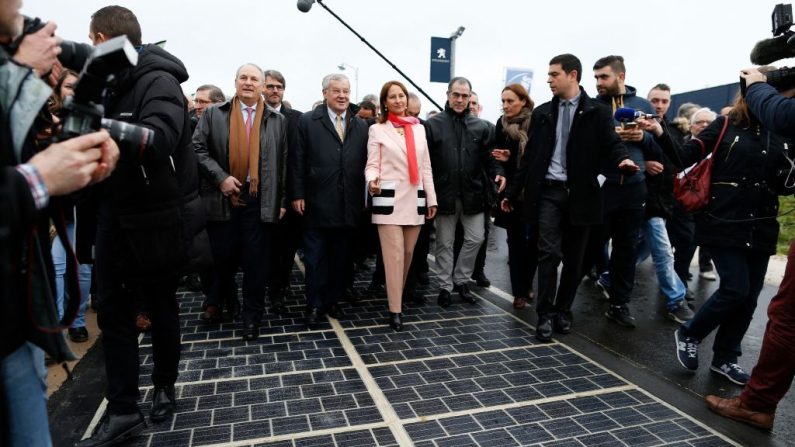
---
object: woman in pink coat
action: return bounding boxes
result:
[366,80,437,331]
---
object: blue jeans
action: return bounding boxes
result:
[636,217,686,309]
[1,343,52,447]
[682,246,769,365]
[52,221,92,328]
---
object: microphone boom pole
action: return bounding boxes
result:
[304,0,444,111]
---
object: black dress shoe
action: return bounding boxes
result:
[306,307,324,327]
[242,323,260,341]
[68,326,89,343]
[535,318,553,343]
[75,411,145,447]
[404,287,425,305]
[454,283,477,304]
[472,270,491,287]
[150,385,176,422]
[326,303,343,319]
[388,312,403,331]
[437,289,452,308]
[553,314,572,334]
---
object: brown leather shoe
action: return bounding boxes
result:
[705,395,774,430]
[135,313,152,332]
[200,305,223,323]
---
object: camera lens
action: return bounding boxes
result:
[101,118,154,154]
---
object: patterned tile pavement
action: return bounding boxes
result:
[81,267,739,446]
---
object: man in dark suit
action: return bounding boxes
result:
[502,53,637,342]
[289,73,368,327]
[263,69,302,314]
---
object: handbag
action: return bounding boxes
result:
[673,116,729,212]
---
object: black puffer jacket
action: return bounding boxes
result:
[424,103,503,215]
[658,115,792,255]
[79,44,202,282]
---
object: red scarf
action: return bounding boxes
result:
[387,112,420,185]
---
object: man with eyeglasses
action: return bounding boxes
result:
[193,63,288,341]
[425,76,505,307]
[262,69,302,314]
[194,84,225,122]
[289,73,368,327]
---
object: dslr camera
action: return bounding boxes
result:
[742,4,795,95]
[57,35,153,154]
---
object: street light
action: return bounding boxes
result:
[449,26,465,78]
[337,62,359,103]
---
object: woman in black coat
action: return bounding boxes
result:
[645,92,794,386]
[493,84,537,310]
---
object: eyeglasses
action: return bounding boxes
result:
[265,84,284,91]
[450,92,470,100]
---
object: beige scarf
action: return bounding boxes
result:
[229,96,264,196]
[500,107,532,168]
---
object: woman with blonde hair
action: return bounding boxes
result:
[366,80,437,331]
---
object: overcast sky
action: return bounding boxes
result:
[24,0,792,122]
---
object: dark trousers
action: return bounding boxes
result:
[682,246,769,365]
[95,217,180,415]
[269,209,303,295]
[505,214,538,298]
[303,228,354,310]
[699,246,714,272]
[206,190,273,324]
[536,186,591,318]
[667,202,696,285]
[588,183,646,306]
[742,240,795,413]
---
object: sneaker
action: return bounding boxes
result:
[596,277,611,300]
[710,362,751,386]
[605,304,636,327]
[699,271,717,281]
[674,327,699,371]
[668,300,695,324]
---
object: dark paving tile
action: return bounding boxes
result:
[434,434,479,447]
[308,410,347,430]
[333,429,378,447]
[538,417,587,438]
[271,414,310,436]
[213,406,249,425]
[611,426,662,447]
[404,420,446,441]
[149,430,191,447]
[192,425,231,446]
[576,432,623,447]
[232,420,271,441]
[507,423,554,444]
[471,428,519,446]
[439,414,480,435]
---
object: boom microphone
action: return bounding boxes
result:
[297,0,315,13]
[614,108,656,122]
[750,34,795,65]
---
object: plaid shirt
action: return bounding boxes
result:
[15,163,49,210]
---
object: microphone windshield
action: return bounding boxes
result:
[750,35,794,65]
[297,0,314,12]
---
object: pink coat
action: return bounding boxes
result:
[365,122,437,225]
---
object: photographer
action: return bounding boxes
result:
[640,76,794,394]
[76,6,202,446]
[702,68,795,430]
[1,2,119,446]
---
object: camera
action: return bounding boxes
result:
[12,16,94,72]
[57,35,153,154]
[742,4,795,96]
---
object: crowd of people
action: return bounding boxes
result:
[2,1,795,446]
